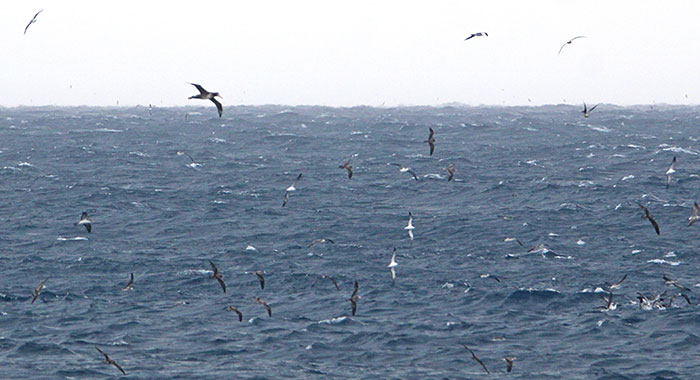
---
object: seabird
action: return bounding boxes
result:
[209,260,226,293]
[282,173,302,207]
[689,202,699,226]
[558,36,586,55]
[348,280,360,316]
[600,291,616,311]
[122,273,134,291]
[480,273,501,283]
[462,345,490,374]
[254,270,265,290]
[503,357,515,373]
[663,275,690,291]
[255,297,272,317]
[339,161,353,179]
[504,237,524,246]
[582,102,598,118]
[665,156,677,188]
[31,278,48,304]
[77,212,92,233]
[424,128,436,156]
[311,274,340,290]
[464,32,488,41]
[638,203,660,235]
[404,212,415,240]
[24,10,43,35]
[225,305,243,322]
[388,248,398,284]
[389,163,418,180]
[308,238,335,248]
[188,83,223,117]
[667,292,691,308]
[95,347,126,375]
[605,274,627,290]
[176,151,196,164]
[446,163,455,181]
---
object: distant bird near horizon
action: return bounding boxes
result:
[348,280,360,316]
[209,261,226,293]
[76,212,92,233]
[638,203,660,235]
[446,163,455,181]
[688,202,699,226]
[188,83,223,117]
[582,102,598,118]
[31,278,48,304]
[665,156,677,188]
[122,273,134,291]
[24,10,43,35]
[256,297,272,317]
[464,32,488,41]
[95,347,126,375]
[389,163,418,180]
[283,173,302,207]
[424,128,436,156]
[558,36,586,55]
[462,345,490,374]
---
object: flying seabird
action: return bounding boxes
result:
[424,128,436,156]
[665,156,677,188]
[283,173,302,207]
[31,278,48,304]
[504,237,524,246]
[311,274,340,290]
[188,83,223,117]
[663,275,690,291]
[462,345,490,374]
[558,36,586,55]
[480,273,501,283]
[689,202,699,226]
[176,151,196,164]
[600,291,616,311]
[605,274,627,290]
[404,212,415,241]
[339,161,353,179]
[638,203,660,235]
[503,357,515,373]
[255,297,272,317]
[464,32,488,41]
[225,305,243,322]
[254,270,265,290]
[666,292,691,308]
[582,102,598,118]
[77,212,92,233]
[348,280,360,316]
[122,273,134,291]
[209,260,226,293]
[388,248,398,284]
[389,163,418,180]
[446,163,455,181]
[95,347,126,375]
[308,238,335,248]
[24,10,43,35]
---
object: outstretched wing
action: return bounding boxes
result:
[211,98,223,118]
[189,83,207,95]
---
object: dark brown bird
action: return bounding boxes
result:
[462,345,490,374]
[209,261,226,293]
[256,297,272,317]
[605,274,627,291]
[503,357,515,373]
[348,280,360,316]
[225,305,243,322]
[464,32,488,41]
[311,274,340,290]
[582,102,598,118]
[339,161,353,179]
[663,275,691,291]
[122,273,134,291]
[254,270,265,290]
[446,163,455,181]
[188,83,223,118]
[31,278,48,304]
[95,347,126,375]
[688,202,699,226]
[637,203,660,235]
[424,127,436,156]
[24,10,43,35]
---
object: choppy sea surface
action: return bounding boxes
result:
[1,105,700,379]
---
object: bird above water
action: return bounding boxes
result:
[209,261,226,293]
[76,212,92,233]
[582,102,598,118]
[688,202,699,226]
[389,163,418,180]
[31,278,48,304]
[424,128,436,156]
[464,32,488,41]
[122,273,134,291]
[24,10,43,35]
[665,156,676,188]
[95,347,126,375]
[446,163,455,181]
[638,203,660,235]
[283,173,302,207]
[188,83,223,118]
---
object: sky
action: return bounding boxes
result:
[1,1,699,107]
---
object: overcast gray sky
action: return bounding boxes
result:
[2,1,699,107]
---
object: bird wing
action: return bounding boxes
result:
[464,34,475,41]
[112,361,126,375]
[557,43,568,55]
[346,166,353,179]
[84,223,92,233]
[95,347,109,361]
[589,104,598,112]
[648,214,660,235]
[282,191,290,207]
[326,239,335,244]
[329,277,340,290]
[389,163,402,168]
[211,98,223,118]
[613,274,627,287]
[350,299,357,315]
[209,261,218,274]
[257,273,265,290]
[190,83,207,95]
[265,304,272,317]
[571,35,586,41]
[216,276,226,293]
[428,127,434,139]
[351,280,359,297]
[123,273,134,290]
[407,169,418,180]
[235,309,243,321]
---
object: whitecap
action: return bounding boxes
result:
[441,282,454,289]
[647,259,681,266]
[246,245,257,251]
[576,239,585,245]
[57,236,88,241]
[631,249,642,254]
[664,251,676,258]
[661,146,699,155]
[587,125,610,132]
[318,316,346,324]
[621,175,635,181]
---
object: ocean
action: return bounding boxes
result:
[1,105,699,379]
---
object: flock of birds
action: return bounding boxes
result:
[18,9,695,377]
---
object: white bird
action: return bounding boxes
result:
[665,156,676,188]
[404,212,415,240]
[283,173,302,207]
[388,248,398,284]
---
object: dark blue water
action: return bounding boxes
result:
[1,105,699,379]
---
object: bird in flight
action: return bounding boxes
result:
[389,163,418,180]
[348,280,360,316]
[582,102,598,118]
[256,297,272,317]
[209,261,226,293]
[254,270,265,290]
[308,238,335,248]
[225,305,243,322]
[24,10,43,35]
[424,128,436,156]
[77,212,92,233]
[558,36,586,55]
[462,345,490,374]
[665,156,676,188]
[446,163,455,181]
[311,274,340,290]
[283,173,302,207]
[31,278,48,304]
[388,248,398,284]
[688,202,699,226]
[122,273,134,291]
[339,160,353,179]
[638,203,660,235]
[95,347,126,375]
[188,83,223,118]
[464,32,488,41]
